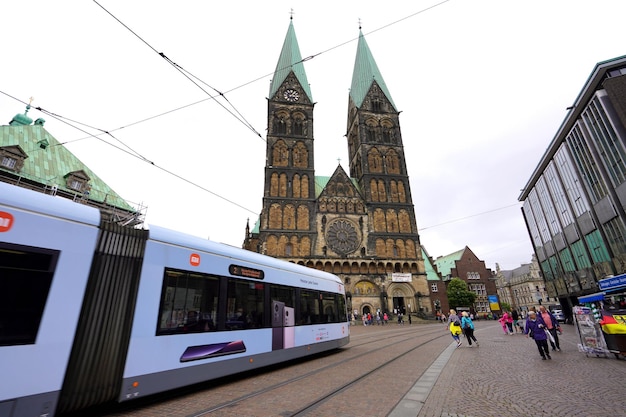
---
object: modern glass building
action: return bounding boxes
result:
[519,55,626,315]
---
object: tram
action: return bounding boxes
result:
[0,182,349,417]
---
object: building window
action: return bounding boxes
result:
[431,283,438,292]
[467,272,480,280]
[1,156,17,169]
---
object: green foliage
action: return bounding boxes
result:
[446,278,477,309]
[500,302,511,312]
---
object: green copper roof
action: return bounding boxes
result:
[421,247,442,281]
[269,20,312,101]
[350,31,396,110]
[433,248,465,277]
[314,174,361,198]
[0,123,134,211]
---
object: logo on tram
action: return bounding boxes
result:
[190,253,201,266]
[0,211,14,232]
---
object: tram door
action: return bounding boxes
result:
[272,301,284,350]
[393,297,406,314]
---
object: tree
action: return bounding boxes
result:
[446,278,477,310]
[500,302,511,312]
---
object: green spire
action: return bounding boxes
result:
[350,31,396,110]
[269,19,312,101]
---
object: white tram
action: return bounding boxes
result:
[0,182,349,417]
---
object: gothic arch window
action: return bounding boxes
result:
[370,179,379,202]
[328,200,336,212]
[368,148,383,173]
[301,174,310,198]
[283,204,296,229]
[273,113,288,135]
[366,125,376,142]
[285,243,293,256]
[399,210,412,233]
[297,205,309,230]
[386,239,395,257]
[386,209,399,232]
[266,235,278,256]
[397,181,407,203]
[376,239,386,256]
[270,173,279,196]
[406,240,417,258]
[293,141,308,168]
[347,201,354,213]
[378,180,387,202]
[272,140,289,166]
[293,174,301,197]
[279,173,288,197]
[269,204,282,229]
[373,209,386,232]
[338,201,346,213]
[393,245,399,258]
[278,235,289,256]
[293,116,304,136]
[396,239,406,258]
[390,180,399,202]
[337,182,345,196]
[300,236,311,256]
[372,98,382,112]
[386,149,400,174]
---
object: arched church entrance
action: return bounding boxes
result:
[362,305,372,315]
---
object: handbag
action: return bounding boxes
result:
[453,321,461,327]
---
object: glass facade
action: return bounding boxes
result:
[519,60,626,305]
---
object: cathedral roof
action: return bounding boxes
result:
[350,30,396,110]
[433,248,466,277]
[269,19,312,102]
[422,247,443,281]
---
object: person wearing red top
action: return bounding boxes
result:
[538,306,561,351]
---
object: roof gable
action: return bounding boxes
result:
[318,165,363,200]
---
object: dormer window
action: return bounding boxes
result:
[1,156,17,169]
[64,170,91,193]
[0,145,28,172]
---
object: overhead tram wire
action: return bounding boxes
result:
[419,202,522,230]
[0,91,259,217]
[92,0,263,141]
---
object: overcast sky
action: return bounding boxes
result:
[2,0,625,271]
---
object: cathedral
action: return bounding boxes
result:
[243,19,431,318]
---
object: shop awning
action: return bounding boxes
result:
[578,292,605,303]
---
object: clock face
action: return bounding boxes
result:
[283,89,300,102]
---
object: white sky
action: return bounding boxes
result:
[2,0,625,271]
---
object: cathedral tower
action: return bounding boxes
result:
[244,23,428,318]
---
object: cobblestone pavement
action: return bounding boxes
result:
[387,319,626,417]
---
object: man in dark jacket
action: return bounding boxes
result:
[524,311,551,360]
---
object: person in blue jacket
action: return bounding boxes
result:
[524,310,551,360]
[460,311,479,347]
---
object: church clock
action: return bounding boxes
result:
[283,89,300,102]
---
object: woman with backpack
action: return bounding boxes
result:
[461,311,479,347]
[448,309,463,348]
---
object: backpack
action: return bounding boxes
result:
[463,319,471,329]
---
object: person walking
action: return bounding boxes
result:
[538,306,562,351]
[524,311,551,360]
[498,312,510,335]
[461,311,479,347]
[448,309,463,347]
[383,312,389,324]
[512,309,522,333]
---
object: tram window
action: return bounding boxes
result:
[321,292,338,323]
[157,269,219,335]
[226,279,264,330]
[0,243,59,346]
[337,294,348,322]
[270,284,296,311]
[299,290,321,324]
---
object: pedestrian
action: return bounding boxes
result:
[461,311,479,347]
[505,310,514,334]
[512,309,522,333]
[408,313,412,325]
[441,313,447,324]
[538,306,562,351]
[376,311,381,325]
[524,311,551,360]
[498,313,509,335]
[448,309,463,347]
[383,312,389,324]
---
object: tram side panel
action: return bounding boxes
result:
[119,225,349,401]
[0,185,100,417]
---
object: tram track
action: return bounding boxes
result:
[187,325,450,417]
